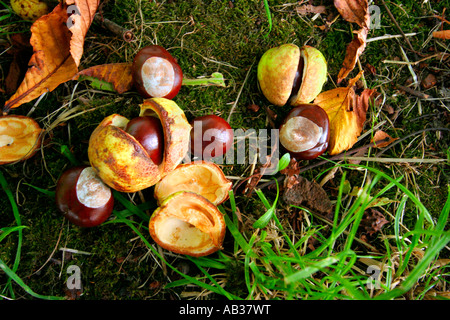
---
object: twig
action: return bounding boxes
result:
[341,156,445,164]
[366,33,417,43]
[94,13,134,42]
[375,127,450,157]
[227,59,255,123]
[380,0,417,55]
[396,84,430,100]
[256,138,392,191]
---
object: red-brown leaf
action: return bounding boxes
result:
[4,3,78,113]
[73,63,133,94]
[334,0,370,28]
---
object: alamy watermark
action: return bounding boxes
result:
[366,265,382,289]
[369,5,382,30]
[66,5,80,29]
[66,264,82,290]
[185,124,280,175]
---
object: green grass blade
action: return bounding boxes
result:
[0,170,23,298]
[377,231,450,300]
[253,179,279,229]
[284,256,339,285]
[113,191,151,222]
[0,258,65,300]
[263,0,272,38]
[277,153,291,172]
[0,226,28,243]
[224,213,252,255]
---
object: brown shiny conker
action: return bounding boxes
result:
[190,115,233,159]
[132,45,183,99]
[125,116,165,165]
[279,104,330,160]
[55,166,114,227]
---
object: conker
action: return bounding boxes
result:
[132,45,183,99]
[279,104,330,160]
[125,116,164,165]
[55,166,114,227]
[190,115,233,159]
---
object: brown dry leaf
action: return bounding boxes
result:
[334,0,370,28]
[314,71,376,155]
[73,63,133,94]
[337,27,368,83]
[334,0,370,83]
[4,3,77,113]
[66,0,100,66]
[371,130,398,148]
[4,34,33,95]
[360,208,389,236]
[432,30,450,39]
[282,175,333,215]
[4,0,99,113]
[296,5,327,16]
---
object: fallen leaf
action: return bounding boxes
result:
[4,0,100,113]
[66,0,100,66]
[432,30,450,39]
[314,71,376,155]
[334,0,370,83]
[296,5,327,16]
[360,208,389,236]
[349,186,397,208]
[280,158,301,178]
[73,63,133,94]
[421,73,437,89]
[371,130,398,148]
[337,27,368,83]
[282,175,333,215]
[334,0,370,28]
[4,34,33,95]
[4,3,77,113]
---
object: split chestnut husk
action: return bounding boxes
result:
[0,115,42,165]
[87,98,191,192]
[149,191,226,257]
[257,44,327,107]
[153,160,232,206]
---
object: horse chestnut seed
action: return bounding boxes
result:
[132,45,183,99]
[190,115,233,159]
[125,116,165,165]
[55,166,114,227]
[279,104,330,160]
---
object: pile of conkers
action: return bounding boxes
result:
[50,42,332,257]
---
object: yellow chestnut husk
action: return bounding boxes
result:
[11,0,50,21]
[139,98,192,177]
[87,98,191,193]
[257,44,327,107]
[149,191,226,257]
[0,115,42,165]
[153,160,232,206]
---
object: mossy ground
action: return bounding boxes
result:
[1,0,449,300]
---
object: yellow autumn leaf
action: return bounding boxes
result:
[3,0,99,113]
[314,71,376,155]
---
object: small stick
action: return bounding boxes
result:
[366,33,417,43]
[380,0,417,55]
[227,59,255,123]
[396,84,430,100]
[256,138,392,191]
[94,13,134,42]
